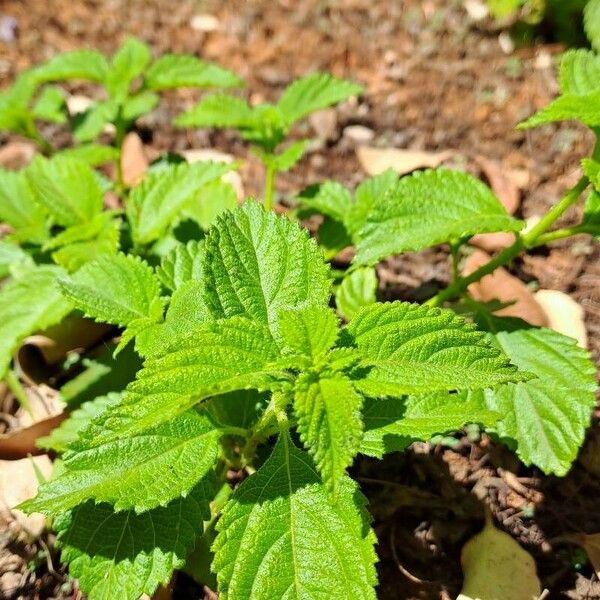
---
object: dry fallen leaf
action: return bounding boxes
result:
[464,249,549,327]
[534,289,587,348]
[474,156,520,215]
[458,514,542,600]
[121,132,149,188]
[356,146,454,176]
[0,141,36,169]
[181,148,244,200]
[564,533,600,579]
[0,456,53,537]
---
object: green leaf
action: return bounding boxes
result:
[480,328,598,475]
[78,317,286,444]
[184,180,238,230]
[345,302,528,397]
[72,100,117,142]
[0,168,48,243]
[559,49,600,95]
[346,170,398,238]
[0,265,72,377]
[261,140,307,172]
[35,49,110,83]
[156,240,203,291]
[583,190,600,238]
[354,169,524,265]
[21,410,220,514]
[360,392,499,458]
[276,306,339,359]
[294,371,363,491]
[106,36,151,98]
[57,253,163,327]
[297,180,353,223]
[31,86,66,123]
[127,161,231,244]
[212,432,377,600]
[145,54,242,90]
[38,393,120,453]
[56,144,119,166]
[27,156,104,226]
[56,479,212,600]
[277,73,363,126]
[175,94,254,129]
[203,201,331,335]
[121,91,159,121]
[585,0,600,52]
[0,240,32,278]
[335,267,378,320]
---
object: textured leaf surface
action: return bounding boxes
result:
[203,202,331,335]
[585,0,600,52]
[31,86,66,123]
[127,161,230,244]
[480,328,597,475]
[354,169,524,265]
[35,49,109,82]
[121,91,159,121]
[0,240,32,278]
[297,181,352,223]
[277,73,362,126]
[261,141,307,172]
[276,306,339,359]
[0,168,47,243]
[295,372,363,491]
[335,267,378,320]
[346,302,527,396]
[156,241,203,291]
[186,180,238,230]
[22,410,220,514]
[559,49,600,95]
[77,317,286,444]
[72,99,117,142]
[175,94,254,128]
[58,254,163,327]
[360,393,499,458]
[212,433,377,600]
[105,36,151,98]
[0,266,72,377]
[519,89,600,129]
[56,144,120,166]
[27,156,103,226]
[38,393,120,453]
[55,479,213,600]
[145,54,242,90]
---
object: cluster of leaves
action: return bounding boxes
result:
[0,23,599,600]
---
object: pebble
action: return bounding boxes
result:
[343,125,375,144]
[190,14,219,32]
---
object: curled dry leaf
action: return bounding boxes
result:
[356,146,454,176]
[464,249,549,327]
[181,148,244,200]
[474,156,521,215]
[121,132,149,188]
[0,455,53,537]
[534,289,587,348]
[457,514,542,600]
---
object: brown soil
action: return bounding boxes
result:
[0,1,599,599]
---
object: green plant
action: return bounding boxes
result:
[175,72,362,209]
[0,26,598,600]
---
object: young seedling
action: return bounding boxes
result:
[175,72,362,209]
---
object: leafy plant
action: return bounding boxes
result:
[176,72,362,209]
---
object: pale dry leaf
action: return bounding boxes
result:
[534,289,587,348]
[0,456,53,536]
[356,146,454,176]
[121,132,149,188]
[457,514,542,600]
[181,148,244,199]
[464,249,549,326]
[474,156,520,214]
[0,141,36,169]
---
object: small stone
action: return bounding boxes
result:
[498,32,515,55]
[343,125,375,144]
[308,108,338,142]
[190,14,219,32]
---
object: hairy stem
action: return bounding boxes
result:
[264,164,276,211]
[426,176,589,307]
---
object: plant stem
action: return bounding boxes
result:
[264,164,275,211]
[426,176,589,307]
[533,224,599,245]
[114,106,127,194]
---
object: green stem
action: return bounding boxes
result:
[449,240,462,283]
[426,176,589,307]
[264,164,276,211]
[6,370,33,417]
[114,106,127,194]
[533,224,599,245]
